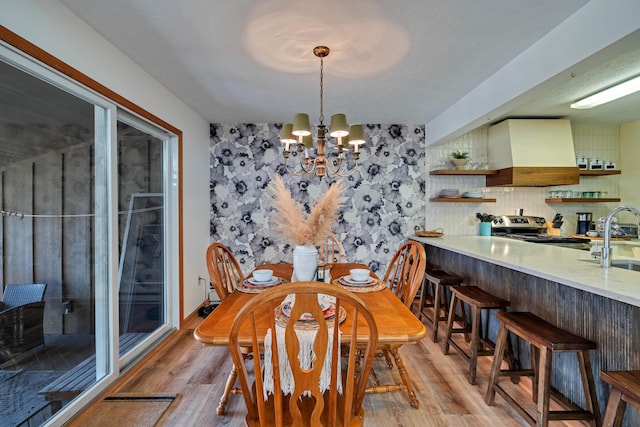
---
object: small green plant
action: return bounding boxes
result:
[451,151,470,159]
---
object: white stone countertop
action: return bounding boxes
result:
[411,235,640,308]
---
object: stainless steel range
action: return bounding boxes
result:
[491,215,592,249]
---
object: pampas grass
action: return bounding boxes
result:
[268,175,345,246]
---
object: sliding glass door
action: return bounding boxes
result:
[0,42,178,426]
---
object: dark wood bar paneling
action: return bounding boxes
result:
[424,244,640,426]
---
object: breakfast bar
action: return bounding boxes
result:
[412,235,640,425]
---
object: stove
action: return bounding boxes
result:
[490,215,547,235]
[491,215,591,249]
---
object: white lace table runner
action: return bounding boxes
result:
[262,299,342,399]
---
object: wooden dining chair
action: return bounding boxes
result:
[318,233,344,265]
[369,240,426,408]
[206,242,245,300]
[229,281,378,427]
[205,242,248,414]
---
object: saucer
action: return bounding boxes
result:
[339,275,376,286]
[246,277,281,287]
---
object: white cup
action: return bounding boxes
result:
[349,268,370,282]
[252,269,273,282]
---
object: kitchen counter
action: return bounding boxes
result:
[411,235,640,307]
[411,234,640,424]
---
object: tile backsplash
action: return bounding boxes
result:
[425,123,621,236]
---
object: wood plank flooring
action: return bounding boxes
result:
[71,317,591,426]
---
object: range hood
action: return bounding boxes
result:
[486,119,580,186]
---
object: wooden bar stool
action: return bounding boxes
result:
[485,312,601,427]
[418,269,463,342]
[443,285,512,384]
[600,370,640,427]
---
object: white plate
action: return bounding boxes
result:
[282,303,336,320]
[341,275,375,285]
[281,296,331,316]
[247,277,280,286]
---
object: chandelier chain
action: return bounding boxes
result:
[319,55,324,124]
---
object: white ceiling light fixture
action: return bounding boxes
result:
[570,74,640,109]
[280,46,365,179]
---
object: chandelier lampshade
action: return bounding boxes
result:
[292,113,311,136]
[279,46,366,179]
[329,114,349,137]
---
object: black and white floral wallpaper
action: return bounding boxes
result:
[209,123,425,274]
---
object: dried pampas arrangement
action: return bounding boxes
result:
[268,175,345,246]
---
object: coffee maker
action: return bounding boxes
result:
[576,212,592,235]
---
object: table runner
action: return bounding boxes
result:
[262,294,342,399]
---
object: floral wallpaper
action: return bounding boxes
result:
[209,123,425,274]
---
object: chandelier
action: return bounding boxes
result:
[280,46,365,179]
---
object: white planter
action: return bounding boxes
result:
[451,158,469,170]
[293,245,318,281]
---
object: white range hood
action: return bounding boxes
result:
[486,119,580,186]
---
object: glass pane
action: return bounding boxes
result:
[117,121,166,341]
[0,60,104,423]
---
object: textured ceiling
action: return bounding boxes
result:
[57,0,604,127]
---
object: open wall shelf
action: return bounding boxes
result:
[579,170,621,176]
[430,170,497,176]
[545,198,621,203]
[429,198,496,203]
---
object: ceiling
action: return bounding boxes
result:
[58,0,632,128]
[3,0,640,151]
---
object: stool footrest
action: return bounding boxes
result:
[547,410,595,421]
[499,369,535,377]
[496,385,596,424]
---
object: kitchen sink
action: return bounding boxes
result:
[610,260,640,272]
[581,259,640,271]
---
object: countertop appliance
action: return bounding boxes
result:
[491,215,592,249]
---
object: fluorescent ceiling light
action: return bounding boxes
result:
[570,75,640,109]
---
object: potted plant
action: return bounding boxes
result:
[268,175,345,281]
[476,212,495,236]
[450,151,470,170]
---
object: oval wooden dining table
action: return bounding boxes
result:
[193,262,427,411]
[194,263,426,348]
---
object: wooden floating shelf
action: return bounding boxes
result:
[429,198,496,203]
[429,170,497,176]
[545,198,621,203]
[579,169,621,176]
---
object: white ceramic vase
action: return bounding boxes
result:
[293,245,318,281]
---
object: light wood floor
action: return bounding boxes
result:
[71,316,592,426]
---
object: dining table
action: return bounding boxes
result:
[194,262,426,348]
[193,262,427,409]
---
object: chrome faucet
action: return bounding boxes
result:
[601,206,640,268]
